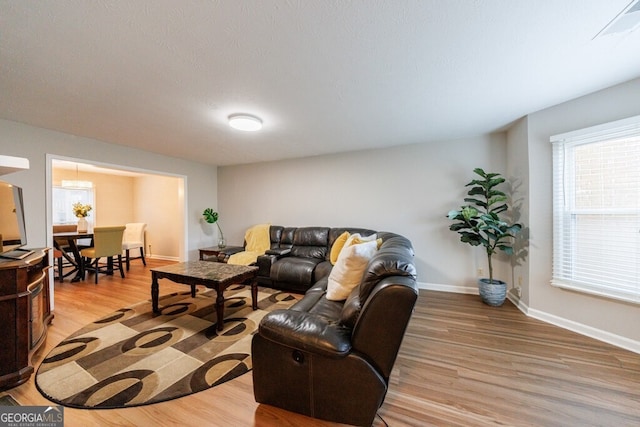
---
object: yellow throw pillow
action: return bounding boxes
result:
[330,231,350,265]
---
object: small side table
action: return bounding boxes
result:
[199,246,244,261]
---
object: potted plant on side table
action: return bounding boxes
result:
[203,208,225,248]
[447,168,522,306]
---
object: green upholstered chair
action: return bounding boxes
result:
[80,226,126,284]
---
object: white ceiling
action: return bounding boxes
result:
[2,0,640,166]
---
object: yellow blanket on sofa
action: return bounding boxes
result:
[227,223,271,266]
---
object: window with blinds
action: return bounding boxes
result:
[52,186,95,225]
[551,115,640,304]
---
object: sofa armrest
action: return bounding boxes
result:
[266,248,291,256]
[257,253,278,278]
[258,309,352,358]
[218,246,244,256]
[216,246,245,262]
[257,249,292,278]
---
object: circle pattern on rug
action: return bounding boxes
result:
[35,286,299,409]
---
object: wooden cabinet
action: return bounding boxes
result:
[0,248,53,390]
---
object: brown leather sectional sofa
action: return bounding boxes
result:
[251,225,418,426]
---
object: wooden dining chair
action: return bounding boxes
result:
[122,223,147,270]
[80,226,126,284]
[53,248,77,282]
[52,224,78,282]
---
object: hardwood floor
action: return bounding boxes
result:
[4,259,639,426]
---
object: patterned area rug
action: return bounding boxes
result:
[36,285,297,409]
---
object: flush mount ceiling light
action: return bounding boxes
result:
[228,114,263,131]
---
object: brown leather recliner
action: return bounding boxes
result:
[252,232,418,426]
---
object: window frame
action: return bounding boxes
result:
[550,115,640,304]
[52,186,96,226]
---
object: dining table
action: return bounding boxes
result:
[53,230,94,282]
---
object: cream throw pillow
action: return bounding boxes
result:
[326,238,379,301]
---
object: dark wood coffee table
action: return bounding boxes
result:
[151,261,259,331]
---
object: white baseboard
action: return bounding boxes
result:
[526,307,640,355]
[146,255,180,262]
[417,281,478,295]
[418,282,639,355]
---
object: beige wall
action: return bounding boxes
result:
[133,174,183,259]
[506,117,530,306]
[0,119,217,262]
[218,133,509,291]
[51,168,183,259]
[524,77,640,349]
[52,168,135,226]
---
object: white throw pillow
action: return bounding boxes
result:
[326,239,379,301]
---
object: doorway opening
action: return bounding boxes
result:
[46,155,186,263]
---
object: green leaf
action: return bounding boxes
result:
[464,197,487,209]
[461,206,478,221]
[460,233,482,246]
[449,223,470,231]
[507,224,522,234]
[473,167,486,177]
[466,187,485,196]
[203,208,219,224]
[488,177,505,186]
[487,195,507,206]
[447,210,462,219]
[489,205,508,215]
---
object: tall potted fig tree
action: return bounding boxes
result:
[447,168,522,306]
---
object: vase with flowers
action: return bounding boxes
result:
[203,208,225,248]
[73,202,92,233]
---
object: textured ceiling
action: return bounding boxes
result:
[1,0,640,166]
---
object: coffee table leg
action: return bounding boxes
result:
[151,273,159,314]
[216,289,225,331]
[251,279,258,310]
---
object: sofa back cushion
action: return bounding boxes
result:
[280,227,296,249]
[290,227,329,259]
[268,225,284,249]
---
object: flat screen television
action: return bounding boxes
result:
[0,180,32,259]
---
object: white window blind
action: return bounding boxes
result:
[551,115,640,304]
[52,186,95,225]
